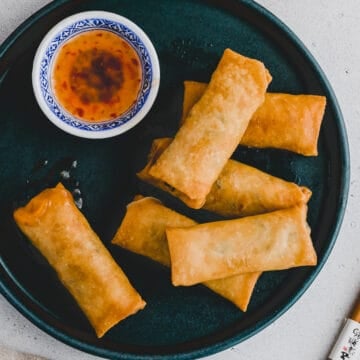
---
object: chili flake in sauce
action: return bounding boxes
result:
[52,30,142,122]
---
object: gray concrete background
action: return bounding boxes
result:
[0,1,359,359]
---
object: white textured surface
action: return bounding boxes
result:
[0,1,359,359]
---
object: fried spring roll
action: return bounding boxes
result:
[138,138,311,217]
[13,183,146,338]
[181,81,326,156]
[112,196,196,267]
[167,205,317,286]
[112,196,260,311]
[149,49,272,208]
[203,159,311,217]
[138,138,202,209]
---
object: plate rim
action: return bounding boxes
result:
[0,0,350,359]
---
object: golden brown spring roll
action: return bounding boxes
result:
[180,81,207,125]
[149,49,272,208]
[13,183,146,338]
[112,196,196,267]
[181,81,326,156]
[112,196,260,311]
[138,138,311,217]
[167,205,317,286]
[137,138,203,209]
[203,159,311,217]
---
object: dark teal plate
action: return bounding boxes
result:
[0,0,349,359]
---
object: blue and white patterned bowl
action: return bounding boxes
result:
[32,11,160,139]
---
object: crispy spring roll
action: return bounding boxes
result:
[112,196,196,267]
[149,49,272,208]
[203,159,311,217]
[181,81,326,156]
[137,138,202,209]
[138,138,311,217]
[112,196,260,311]
[13,183,146,338]
[167,205,317,286]
[180,81,207,125]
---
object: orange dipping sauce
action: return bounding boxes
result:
[52,30,142,122]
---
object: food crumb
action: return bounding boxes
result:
[60,170,70,179]
[73,188,81,196]
[75,197,83,209]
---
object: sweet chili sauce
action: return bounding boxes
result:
[52,30,142,122]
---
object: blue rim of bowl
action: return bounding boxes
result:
[32,11,160,138]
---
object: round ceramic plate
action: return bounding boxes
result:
[0,0,349,359]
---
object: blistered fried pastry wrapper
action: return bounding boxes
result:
[180,81,207,126]
[138,138,311,217]
[112,196,196,267]
[181,81,326,156]
[204,159,311,217]
[112,196,261,311]
[13,183,146,338]
[149,49,272,208]
[137,138,201,209]
[167,205,317,286]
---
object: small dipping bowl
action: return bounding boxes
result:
[32,11,160,139]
